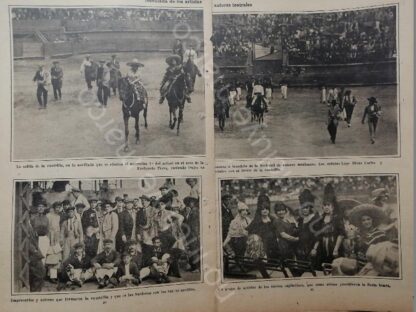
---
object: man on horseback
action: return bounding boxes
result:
[252,79,268,112]
[172,39,184,63]
[184,43,198,63]
[125,58,146,106]
[159,55,191,104]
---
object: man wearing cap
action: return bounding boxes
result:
[126,58,147,104]
[60,243,94,288]
[80,54,94,89]
[109,54,120,96]
[159,54,191,104]
[33,64,49,109]
[60,205,84,260]
[114,196,124,214]
[91,239,120,289]
[362,97,382,144]
[116,252,141,287]
[136,195,157,247]
[96,60,111,107]
[116,197,136,253]
[50,60,63,101]
[81,197,100,235]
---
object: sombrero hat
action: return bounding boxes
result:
[165,54,181,65]
[371,188,389,201]
[338,198,362,213]
[127,58,144,67]
[347,204,387,227]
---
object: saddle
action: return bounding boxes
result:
[160,74,183,98]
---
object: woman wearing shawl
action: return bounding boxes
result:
[314,184,345,267]
[245,194,278,260]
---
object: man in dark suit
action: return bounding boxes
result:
[33,64,49,109]
[96,60,111,107]
[115,252,141,286]
[50,60,63,100]
[91,239,121,288]
[59,243,93,289]
[116,198,136,253]
[141,237,171,283]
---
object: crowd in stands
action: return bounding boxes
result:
[12,8,203,23]
[221,176,397,203]
[24,178,200,292]
[212,6,396,64]
[221,176,399,278]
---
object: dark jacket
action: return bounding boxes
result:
[62,253,91,271]
[116,261,140,279]
[91,250,121,266]
[118,210,135,239]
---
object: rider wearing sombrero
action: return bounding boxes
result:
[159,54,191,104]
[126,58,146,103]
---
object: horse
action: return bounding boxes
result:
[118,77,148,152]
[250,93,267,126]
[183,58,201,93]
[161,72,187,136]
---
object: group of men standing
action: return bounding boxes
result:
[32,61,63,109]
[27,179,201,291]
[80,54,121,107]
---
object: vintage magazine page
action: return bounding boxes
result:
[212,0,413,311]
[0,0,218,312]
[0,0,414,311]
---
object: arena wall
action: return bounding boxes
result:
[13,29,203,59]
[217,60,397,86]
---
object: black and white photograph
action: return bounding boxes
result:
[11,7,205,160]
[219,175,400,281]
[13,177,201,293]
[212,6,398,159]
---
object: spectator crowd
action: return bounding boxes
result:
[212,6,396,64]
[12,7,203,23]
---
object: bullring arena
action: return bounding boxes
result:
[12,8,205,160]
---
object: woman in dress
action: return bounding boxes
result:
[348,204,389,273]
[246,194,278,260]
[314,184,345,268]
[296,190,320,265]
[30,201,50,265]
[273,201,299,261]
[223,201,252,258]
